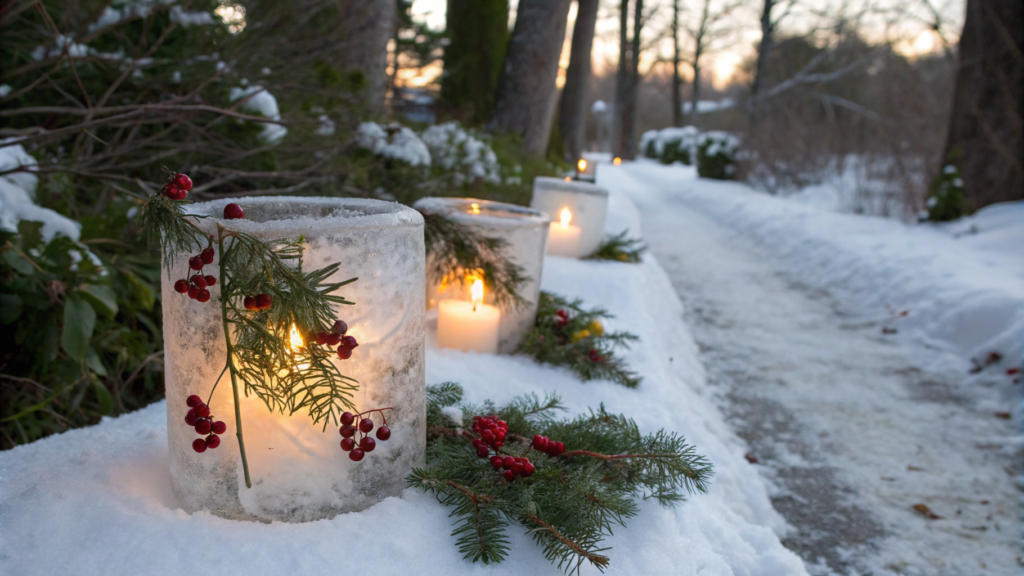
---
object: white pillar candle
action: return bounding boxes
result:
[437,279,501,353]
[546,207,582,257]
[531,176,609,257]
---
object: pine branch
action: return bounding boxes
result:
[410,383,714,572]
[421,212,529,310]
[518,292,641,388]
[585,231,647,263]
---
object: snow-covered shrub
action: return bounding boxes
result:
[696,131,740,180]
[926,164,966,221]
[640,130,660,159]
[658,126,699,166]
[420,122,501,185]
[355,122,431,166]
[229,85,288,144]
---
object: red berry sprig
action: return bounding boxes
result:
[311,319,359,360]
[339,408,392,461]
[173,241,217,304]
[469,415,535,482]
[184,394,227,453]
[588,349,604,363]
[555,308,570,328]
[531,434,566,457]
[242,293,273,311]
[162,173,192,201]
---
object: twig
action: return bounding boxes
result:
[526,514,610,568]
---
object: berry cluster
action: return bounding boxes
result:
[242,294,273,311]
[311,320,359,360]
[555,308,570,328]
[339,408,392,461]
[470,414,508,456]
[162,173,192,201]
[489,454,535,482]
[184,395,227,453]
[588,349,605,363]
[531,434,566,456]
[173,245,217,303]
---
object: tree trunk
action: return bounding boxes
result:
[749,0,774,125]
[617,0,643,159]
[488,0,573,157]
[672,0,683,127]
[441,0,510,124]
[558,0,600,162]
[337,0,396,111]
[942,0,1024,211]
[689,49,702,124]
[614,0,630,157]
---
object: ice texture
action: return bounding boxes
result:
[414,197,548,353]
[530,177,609,257]
[162,197,425,522]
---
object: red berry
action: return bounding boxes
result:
[554,442,565,455]
[523,462,535,476]
[359,418,374,433]
[184,410,199,426]
[188,286,199,299]
[502,456,515,470]
[197,289,211,303]
[256,293,272,310]
[243,296,257,310]
[338,346,352,360]
[376,426,391,441]
[186,395,202,408]
[195,404,210,418]
[556,309,567,318]
[200,248,214,264]
[174,280,189,294]
[502,470,515,482]
[340,438,355,452]
[173,188,188,201]
[339,425,355,438]
[223,203,244,220]
[163,183,182,200]
[360,437,376,452]
[340,335,358,349]
[349,449,364,461]
[332,320,348,335]
[191,275,207,289]
[205,434,221,449]
[476,445,490,458]
[212,421,227,434]
[490,455,503,469]
[511,462,525,475]
[192,438,207,453]
[172,173,193,192]
[340,412,355,426]
[481,429,495,442]
[204,275,216,286]
[189,256,204,270]
[195,419,212,434]
[324,332,342,346]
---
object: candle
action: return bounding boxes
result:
[437,279,501,353]
[546,208,582,257]
[576,159,587,179]
[613,157,622,165]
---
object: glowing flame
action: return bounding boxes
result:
[289,323,304,351]
[559,208,572,228]
[613,157,622,166]
[577,159,587,172]
[564,176,571,182]
[471,278,484,311]
[470,202,480,214]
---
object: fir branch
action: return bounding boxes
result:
[585,230,647,263]
[518,292,641,388]
[421,212,529,310]
[410,383,714,573]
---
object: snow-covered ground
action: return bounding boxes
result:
[601,162,1023,575]
[0,191,806,574]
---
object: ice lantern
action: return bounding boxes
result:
[413,197,548,354]
[162,197,426,523]
[530,176,609,258]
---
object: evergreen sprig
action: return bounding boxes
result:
[139,184,359,487]
[586,231,647,263]
[518,292,641,388]
[421,212,529,310]
[411,382,713,573]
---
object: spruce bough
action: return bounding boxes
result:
[410,382,713,572]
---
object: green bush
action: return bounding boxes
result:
[696,131,739,180]
[926,164,966,221]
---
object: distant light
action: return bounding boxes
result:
[577,159,587,172]
[613,157,622,166]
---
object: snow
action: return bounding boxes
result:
[591,99,608,113]
[681,99,735,115]
[355,122,431,167]
[0,141,81,242]
[0,185,806,574]
[0,84,11,98]
[601,161,1023,574]
[229,85,287,144]
[420,122,501,184]
[87,0,177,32]
[696,131,739,158]
[644,126,699,158]
[169,6,216,26]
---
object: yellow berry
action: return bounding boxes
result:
[588,320,604,336]
[570,329,590,343]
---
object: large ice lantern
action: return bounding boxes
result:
[414,197,548,354]
[530,176,608,258]
[162,197,426,522]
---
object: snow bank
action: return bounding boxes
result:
[610,162,1024,367]
[0,141,81,241]
[0,190,805,575]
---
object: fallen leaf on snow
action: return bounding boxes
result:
[907,465,924,471]
[912,503,942,519]
[995,412,1012,419]
[744,452,758,464]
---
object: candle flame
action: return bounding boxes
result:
[471,278,484,305]
[577,159,587,172]
[289,323,304,351]
[559,208,572,228]
[470,202,480,214]
[613,157,622,166]
[564,176,571,182]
